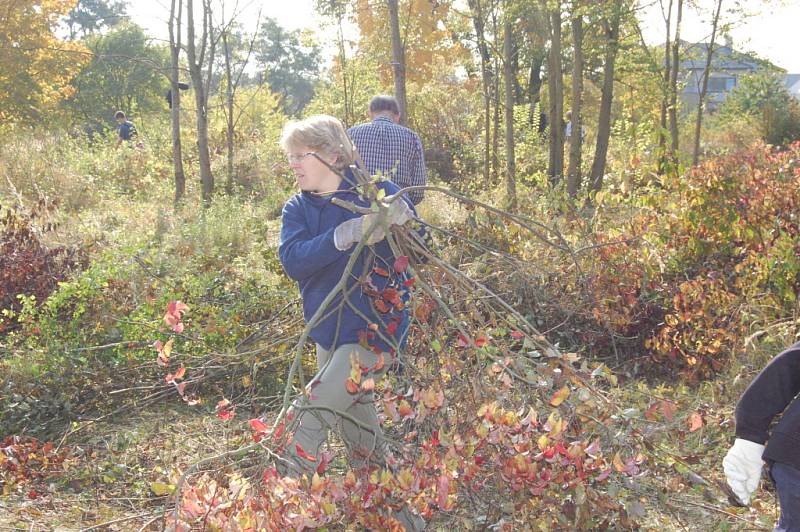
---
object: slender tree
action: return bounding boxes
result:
[168,0,185,203]
[387,0,408,125]
[667,0,684,164]
[186,0,216,203]
[566,8,583,197]
[467,0,493,185]
[546,5,563,184]
[503,13,516,210]
[657,0,673,174]
[692,0,724,166]
[589,0,622,195]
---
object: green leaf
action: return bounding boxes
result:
[150,481,174,496]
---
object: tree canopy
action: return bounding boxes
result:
[0,0,89,123]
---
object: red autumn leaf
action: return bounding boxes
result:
[382,288,400,305]
[295,443,317,462]
[176,382,186,395]
[361,378,375,392]
[374,300,390,313]
[510,331,524,339]
[172,322,185,334]
[387,322,398,335]
[457,333,470,348]
[164,373,174,383]
[345,378,360,394]
[393,255,409,273]
[316,451,333,475]
[174,366,186,380]
[217,409,235,421]
[373,267,390,277]
[474,335,488,347]
[249,419,269,433]
[402,277,416,287]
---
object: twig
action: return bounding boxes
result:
[81,511,160,531]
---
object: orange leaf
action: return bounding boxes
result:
[345,378,360,394]
[361,378,375,392]
[436,474,450,509]
[549,386,570,407]
[249,418,269,432]
[174,366,186,380]
[688,411,704,432]
[660,400,677,422]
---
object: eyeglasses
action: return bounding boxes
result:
[287,152,316,164]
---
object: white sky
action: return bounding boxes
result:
[637,0,800,73]
[126,0,800,73]
[126,0,322,44]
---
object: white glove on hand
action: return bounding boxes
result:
[722,438,765,505]
[333,200,415,251]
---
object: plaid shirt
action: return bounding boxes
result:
[348,116,427,205]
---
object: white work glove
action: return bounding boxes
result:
[722,438,765,505]
[334,200,414,251]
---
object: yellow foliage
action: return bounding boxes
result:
[353,0,468,85]
[0,0,89,122]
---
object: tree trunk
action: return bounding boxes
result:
[566,12,583,197]
[657,0,673,175]
[336,13,350,127]
[387,0,407,125]
[492,56,501,183]
[692,0,723,166]
[503,15,516,210]
[491,10,500,183]
[528,53,544,125]
[668,0,683,164]
[589,0,622,195]
[187,0,214,203]
[468,0,493,186]
[168,0,185,204]
[223,30,235,193]
[546,7,563,185]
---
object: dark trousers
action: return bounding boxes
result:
[771,462,800,532]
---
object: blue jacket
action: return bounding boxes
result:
[278,169,415,353]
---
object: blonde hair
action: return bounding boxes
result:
[279,114,355,170]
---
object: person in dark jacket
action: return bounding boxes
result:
[277,114,423,531]
[114,111,138,148]
[724,341,800,530]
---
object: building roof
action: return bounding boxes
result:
[678,41,766,71]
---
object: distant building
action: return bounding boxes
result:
[678,40,763,112]
[786,74,800,100]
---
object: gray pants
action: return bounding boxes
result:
[283,343,424,531]
[285,343,388,473]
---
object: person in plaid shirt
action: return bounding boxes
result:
[348,95,427,205]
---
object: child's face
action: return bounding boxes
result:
[287,145,340,193]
